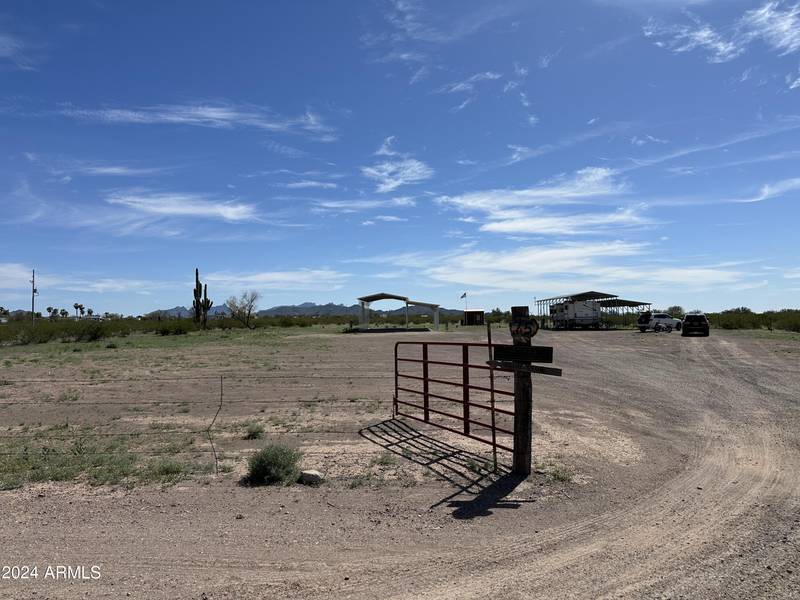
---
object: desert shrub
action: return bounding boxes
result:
[75,321,104,342]
[243,422,264,440]
[550,464,574,482]
[144,458,186,483]
[244,444,301,486]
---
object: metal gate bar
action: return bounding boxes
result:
[393,341,515,456]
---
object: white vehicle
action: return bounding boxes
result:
[637,311,682,332]
[551,300,602,329]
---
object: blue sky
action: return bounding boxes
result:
[2,0,800,315]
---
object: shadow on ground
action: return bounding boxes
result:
[360,418,533,519]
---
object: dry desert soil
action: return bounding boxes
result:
[0,326,799,599]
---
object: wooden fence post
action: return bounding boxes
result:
[510,306,534,477]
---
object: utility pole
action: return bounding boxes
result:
[30,269,38,326]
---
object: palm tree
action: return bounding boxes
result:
[59,309,68,318]
[73,303,79,318]
[46,306,53,317]
[87,308,94,319]
[78,305,85,318]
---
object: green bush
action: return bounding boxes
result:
[244,444,302,486]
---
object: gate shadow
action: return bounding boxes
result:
[359,418,533,519]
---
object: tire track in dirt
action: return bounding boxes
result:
[331,334,797,599]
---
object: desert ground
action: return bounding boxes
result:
[0,326,799,599]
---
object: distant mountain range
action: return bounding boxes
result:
[149,302,464,318]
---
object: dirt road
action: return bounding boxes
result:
[1,329,798,598]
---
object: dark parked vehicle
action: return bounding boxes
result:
[682,313,710,337]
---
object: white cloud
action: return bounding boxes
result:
[376,136,400,156]
[538,48,561,69]
[0,263,33,289]
[313,197,416,212]
[451,97,474,112]
[505,121,631,165]
[438,167,627,213]
[645,2,800,64]
[0,33,38,70]
[480,205,652,235]
[624,120,800,170]
[437,71,503,94]
[262,140,308,158]
[361,158,434,193]
[379,0,515,45]
[786,67,800,89]
[735,176,800,202]
[527,114,540,127]
[106,192,259,222]
[630,134,669,146]
[740,1,800,55]
[643,17,744,63]
[205,269,349,291]
[360,240,747,293]
[374,215,408,222]
[375,50,427,63]
[281,180,338,189]
[77,165,165,176]
[409,65,430,84]
[59,102,336,140]
[519,92,531,107]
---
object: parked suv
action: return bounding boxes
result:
[682,313,710,337]
[637,311,683,332]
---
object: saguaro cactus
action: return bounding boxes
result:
[192,268,213,329]
[201,283,213,329]
[192,268,203,324]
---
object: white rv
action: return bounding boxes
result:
[550,301,602,329]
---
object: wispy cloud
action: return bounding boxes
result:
[436,71,503,111]
[505,121,632,165]
[409,65,431,84]
[438,167,627,213]
[205,269,349,291]
[361,158,434,192]
[734,176,800,202]
[106,191,259,222]
[436,71,502,94]
[357,240,747,293]
[313,197,415,213]
[480,205,652,235]
[0,32,40,70]
[59,102,337,141]
[622,119,800,170]
[375,136,400,156]
[262,139,309,158]
[643,15,743,63]
[0,262,33,289]
[379,0,516,45]
[280,180,338,190]
[538,48,561,69]
[361,136,433,192]
[739,1,800,56]
[645,1,800,64]
[667,149,800,175]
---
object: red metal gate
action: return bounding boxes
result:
[393,341,516,454]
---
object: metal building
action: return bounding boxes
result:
[535,291,650,329]
[357,292,440,331]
